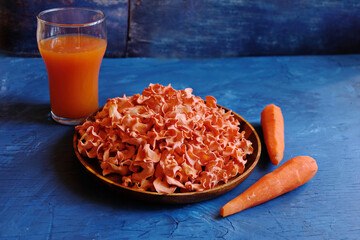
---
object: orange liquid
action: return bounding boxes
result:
[39,35,107,119]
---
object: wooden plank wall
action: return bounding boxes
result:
[1,0,360,58]
[0,0,128,57]
[128,0,360,57]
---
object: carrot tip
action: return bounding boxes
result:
[220,208,225,217]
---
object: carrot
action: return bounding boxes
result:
[261,104,285,165]
[220,156,318,217]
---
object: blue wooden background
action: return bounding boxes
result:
[0,0,128,57]
[1,0,360,57]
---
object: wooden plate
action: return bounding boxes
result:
[73,105,261,204]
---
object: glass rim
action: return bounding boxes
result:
[37,7,106,28]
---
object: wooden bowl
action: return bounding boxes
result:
[73,105,261,204]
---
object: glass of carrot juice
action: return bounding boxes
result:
[36,8,107,125]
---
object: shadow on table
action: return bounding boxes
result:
[0,100,54,125]
[51,129,186,211]
[251,122,272,171]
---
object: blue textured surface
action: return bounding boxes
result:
[1,55,360,239]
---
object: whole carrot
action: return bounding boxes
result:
[220,156,318,217]
[261,104,285,165]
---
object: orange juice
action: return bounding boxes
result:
[38,35,107,119]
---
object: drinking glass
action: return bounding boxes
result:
[37,8,107,125]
